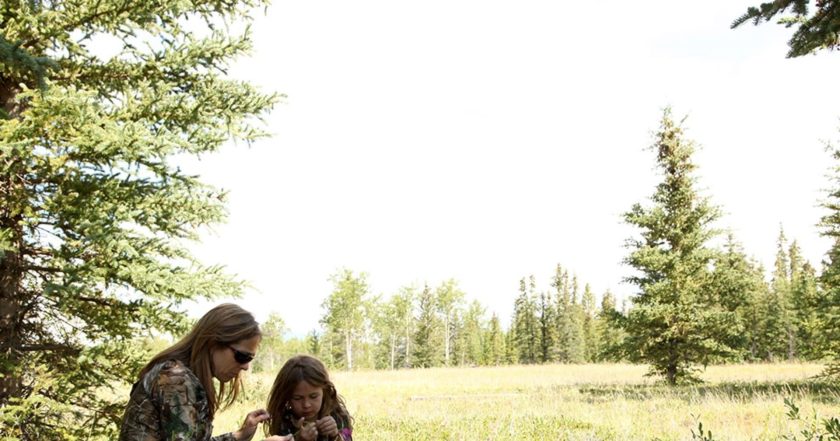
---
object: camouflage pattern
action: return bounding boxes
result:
[119,360,237,441]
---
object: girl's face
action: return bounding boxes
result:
[289,380,323,421]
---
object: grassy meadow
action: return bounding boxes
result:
[211,363,840,440]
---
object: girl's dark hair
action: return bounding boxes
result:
[138,303,261,415]
[265,354,353,435]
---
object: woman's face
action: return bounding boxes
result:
[211,334,260,382]
[289,380,323,421]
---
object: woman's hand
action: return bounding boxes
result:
[234,409,271,441]
[315,415,338,438]
[295,417,319,441]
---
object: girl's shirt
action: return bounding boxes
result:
[119,359,236,441]
[274,407,353,441]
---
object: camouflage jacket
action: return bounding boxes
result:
[119,359,237,441]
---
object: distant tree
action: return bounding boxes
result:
[581,284,600,362]
[512,276,539,364]
[766,227,799,360]
[785,240,821,360]
[375,286,416,369]
[732,1,840,57]
[459,300,486,366]
[551,265,571,362]
[538,288,558,363]
[412,284,441,368]
[709,234,768,361]
[792,261,821,360]
[504,322,518,364]
[818,143,840,375]
[253,312,288,373]
[435,278,465,366]
[484,313,506,366]
[0,0,277,437]
[565,277,587,363]
[395,286,418,368]
[320,269,370,370]
[620,108,736,385]
[597,290,625,362]
[552,268,585,363]
[308,330,322,358]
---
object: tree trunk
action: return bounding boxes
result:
[345,331,352,370]
[665,364,677,385]
[444,315,450,366]
[0,232,23,405]
[389,334,395,370]
[788,328,796,360]
[404,330,410,368]
[0,77,24,119]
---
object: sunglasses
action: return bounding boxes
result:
[229,345,255,364]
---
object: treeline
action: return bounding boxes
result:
[255,111,840,379]
[253,225,822,374]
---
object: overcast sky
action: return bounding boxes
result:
[179,0,840,335]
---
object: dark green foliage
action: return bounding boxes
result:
[0,0,277,437]
[732,0,840,57]
[512,276,539,364]
[619,108,736,385]
[412,284,441,368]
[818,144,840,375]
[708,235,757,361]
[580,284,600,362]
[537,289,557,363]
[597,290,625,362]
[483,313,506,366]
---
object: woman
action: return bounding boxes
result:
[119,303,290,441]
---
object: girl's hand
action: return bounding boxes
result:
[235,409,271,441]
[263,436,293,441]
[315,416,338,437]
[296,417,319,441]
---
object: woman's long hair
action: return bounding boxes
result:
[138,303,260,415]
[265,355,353,435]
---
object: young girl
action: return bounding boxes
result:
[265,355,353,441]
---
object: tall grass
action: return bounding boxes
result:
[212,363,838,440]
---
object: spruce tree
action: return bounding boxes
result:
[597,290,625,362]
[770,227,798,359]
[620,108,735,384]
[484,313,506,366]
[785,240,820,360]
[552,265,572,362]
[709,234,766,361]
[459,300,485,366]
[512,276,538,364]
[732,1,840,57]
[563,276,586,363]
[792,262,820,360]
[412,283,441,368]
[818,143,840,374]
[0,0,276,436]
[581,284,600,362]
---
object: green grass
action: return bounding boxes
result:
[212,363,840,440]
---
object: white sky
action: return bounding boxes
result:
[179,0,840,335]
